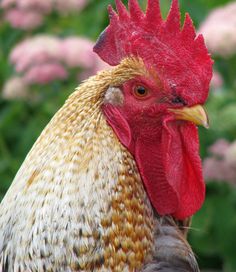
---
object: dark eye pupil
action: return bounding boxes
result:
[172,96,186,105]
[137,87,146,95]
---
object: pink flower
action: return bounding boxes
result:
[9,35,108,85]
[55,0,87,13]
[24,63,68,84]
[225,141,236,167]
[203,139,236,185]
[60,37,96,69]
[199,2,236,57]
[94,58,111,73]
[2,76,29,100]
[211,70,223,89]
[18,0,52,13]
[1,0,88,30]
[208,139,230,157]
[1,0,52,13]
[203,158,236,183]
[10,35,62,72]
[78,59,110,81]
[0,0,16,8]
[4,8,44,30]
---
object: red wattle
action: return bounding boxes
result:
[103,105,205,220]
[135,121,205,219]
[135,134,179,215]
[161,122,205,219]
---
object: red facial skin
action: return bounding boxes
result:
[103,75,205,220]
[95,0,213,220]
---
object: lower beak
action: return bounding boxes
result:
[169,104,209,128]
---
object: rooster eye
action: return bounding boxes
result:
[172,96,186,105]
[134,86,149,98]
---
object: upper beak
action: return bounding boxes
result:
[169,104,209,129]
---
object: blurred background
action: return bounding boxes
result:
[0,0,236,271]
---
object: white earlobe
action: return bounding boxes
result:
[104,87,124,106]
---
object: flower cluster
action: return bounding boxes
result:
[199,2,236,57]
[210,70,223,90]
[2,76,29,100]
[203,139,236,185]
[1,0,87,30]
[2,35,109,99]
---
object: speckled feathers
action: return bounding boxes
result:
[0,59,156,271]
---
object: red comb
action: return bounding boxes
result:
[93,0,206,65]
[94,0,213,102]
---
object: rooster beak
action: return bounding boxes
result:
[169,105,209,128]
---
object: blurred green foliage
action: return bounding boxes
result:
[0,0,236,271]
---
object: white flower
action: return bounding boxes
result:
[199,2,236,57]
[2,77,29,100]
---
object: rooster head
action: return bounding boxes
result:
[94,0,213,219]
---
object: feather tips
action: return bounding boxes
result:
[165,0,180,33]
[108,5,118,22]
[181,13,196,42]
[129,0,143,21]
[115,0,129,20]
[146,0,162,25]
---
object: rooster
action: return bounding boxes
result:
[0,0,212,271]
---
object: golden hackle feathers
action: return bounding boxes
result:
[0,57,198,271]
[0,57,155,271]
